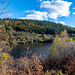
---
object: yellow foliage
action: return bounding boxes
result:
[69,38,73,42]
[50,35,62,53]
[50,30,75,55]
[1,53,10,59]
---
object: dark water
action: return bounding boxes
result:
[10,43,52,59]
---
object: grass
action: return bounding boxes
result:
[0,52,75,75]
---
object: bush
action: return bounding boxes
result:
[50,30,75,59]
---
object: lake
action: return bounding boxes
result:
[10,43,52,59]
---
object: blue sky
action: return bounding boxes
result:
[0,0,75,28]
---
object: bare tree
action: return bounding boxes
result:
[0,0,11,27]
[0,0,11,15]
[0,0,12,43]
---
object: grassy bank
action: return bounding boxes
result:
[10,31,53,45]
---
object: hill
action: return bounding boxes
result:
[0,18,75,44]
[0,18,75,34]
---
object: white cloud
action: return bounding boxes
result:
[24,10,31,13]
[73,8,75,9]
[73,12,75,15]
[72,7,75,15]
[48,13,58,19]
[60,21,65,25]
[21,0,72,21]
[24,10,35,13]
[40,0,42,2]
[7,13,12,16]
[55,0,62,1]
[40,0,72,19]
[20,10,48,20]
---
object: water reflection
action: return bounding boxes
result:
[10,43,52,59]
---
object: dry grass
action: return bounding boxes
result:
[0,53,75,75]
[0,41,75,75]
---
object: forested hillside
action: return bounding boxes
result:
[0,18,75,34]
[0,18,75,44]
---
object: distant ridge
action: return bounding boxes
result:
[0,18,75,35]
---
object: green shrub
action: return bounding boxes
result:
[50,30,75,59]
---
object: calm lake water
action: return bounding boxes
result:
[10,43,52,59]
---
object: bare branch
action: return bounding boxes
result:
[0,0,11,15]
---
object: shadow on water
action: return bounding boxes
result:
[10,43,52,59]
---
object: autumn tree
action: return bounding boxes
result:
[50,30,75,59]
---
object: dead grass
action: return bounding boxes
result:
[0,41,75,75]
